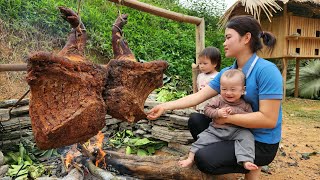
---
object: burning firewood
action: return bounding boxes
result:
[26,7,168,150]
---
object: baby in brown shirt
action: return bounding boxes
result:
[179,69,258,171]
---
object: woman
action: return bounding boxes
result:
[147,15,283,179]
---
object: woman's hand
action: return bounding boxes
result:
[147,104,166,120]
[214,116,229,125]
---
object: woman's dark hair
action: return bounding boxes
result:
[199,46,221,71]
[226,15,276,53]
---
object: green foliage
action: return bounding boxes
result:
[0,0,231,98]
[109,129,167,156]
[286,60,320,99]
[4,141,56,179]
[156,75,189,101]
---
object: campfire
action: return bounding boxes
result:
[60,131,115,180]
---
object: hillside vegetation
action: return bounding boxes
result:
[0,0,231,100]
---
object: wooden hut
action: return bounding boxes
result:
[220,0,320,99]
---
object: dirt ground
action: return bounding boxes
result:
[260,98,320,180]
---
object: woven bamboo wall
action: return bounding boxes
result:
[287,16,320,58]
[259,15,320,58]
[258,16,286,58]
[289,16,319,37]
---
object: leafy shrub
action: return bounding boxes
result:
[108,130,166,156]
[286,60,320,99]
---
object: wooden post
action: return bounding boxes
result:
[282,3,289,101]
[193,19,205,94]
[108,0,202,25]
[0,64,27,72]
[281,58,288,100]
[294,59,300,97]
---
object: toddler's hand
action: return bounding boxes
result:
[226,107,233,114]
[217,108,228,118]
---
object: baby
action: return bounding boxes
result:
[179,69,258,171]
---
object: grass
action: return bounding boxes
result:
[283,97,320,121]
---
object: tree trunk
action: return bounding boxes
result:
[106,151,207,180]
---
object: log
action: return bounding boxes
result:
[62,168,84,180]
[106,151,205,180]
[106,151,243,180]
[0,64,27,72]
[108,0,202,25]
[86,160,115,180]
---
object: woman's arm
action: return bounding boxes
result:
[147,85,218,120]
[215,99,281,128]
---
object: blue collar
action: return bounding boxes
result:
[231,53,259,78]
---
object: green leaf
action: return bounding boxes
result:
[29,164,45,179]
[40,149,53,158]
[134,138,151,146]
[137,149,148,156]
[126,146,132,155]
[154,142,167,150]
[15,174,28,180]
[6,152,19,164]
[128,138,139,145]
[19,143,26,161]
[147,146,155,154]
[123,137,130,143]
[125,130,134,137]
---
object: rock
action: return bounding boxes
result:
[135,123,152,132]
[134,129,146,136]
[136,119,149,124]
[151,125,193,144]
[0,109,10,122]
[261,165,272,174]
[153,119,189,130]
[169,114,189,127]
[172,108,197,116]
[0,151,4,166]
[0,99,29,108]
[105,118,122,126]
[0,165,9,178]
[144,100,161,108]
[168,142,191,155]
[9,105,29,116]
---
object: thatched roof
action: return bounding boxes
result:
[219,0,320,28]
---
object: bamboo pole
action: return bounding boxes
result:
[282,4,289,101]
[294,59,300,97]
[281,58,288,100]
[193,19,205,94]
[0,64,27,72]
[108,0,202,25]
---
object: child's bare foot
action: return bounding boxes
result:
[178,158,194,168]
[243,161,258,170]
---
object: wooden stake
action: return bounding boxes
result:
[282,58,288,100]
[0,64,27,72]
[294,58,300,97]
[108,0,202,25]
